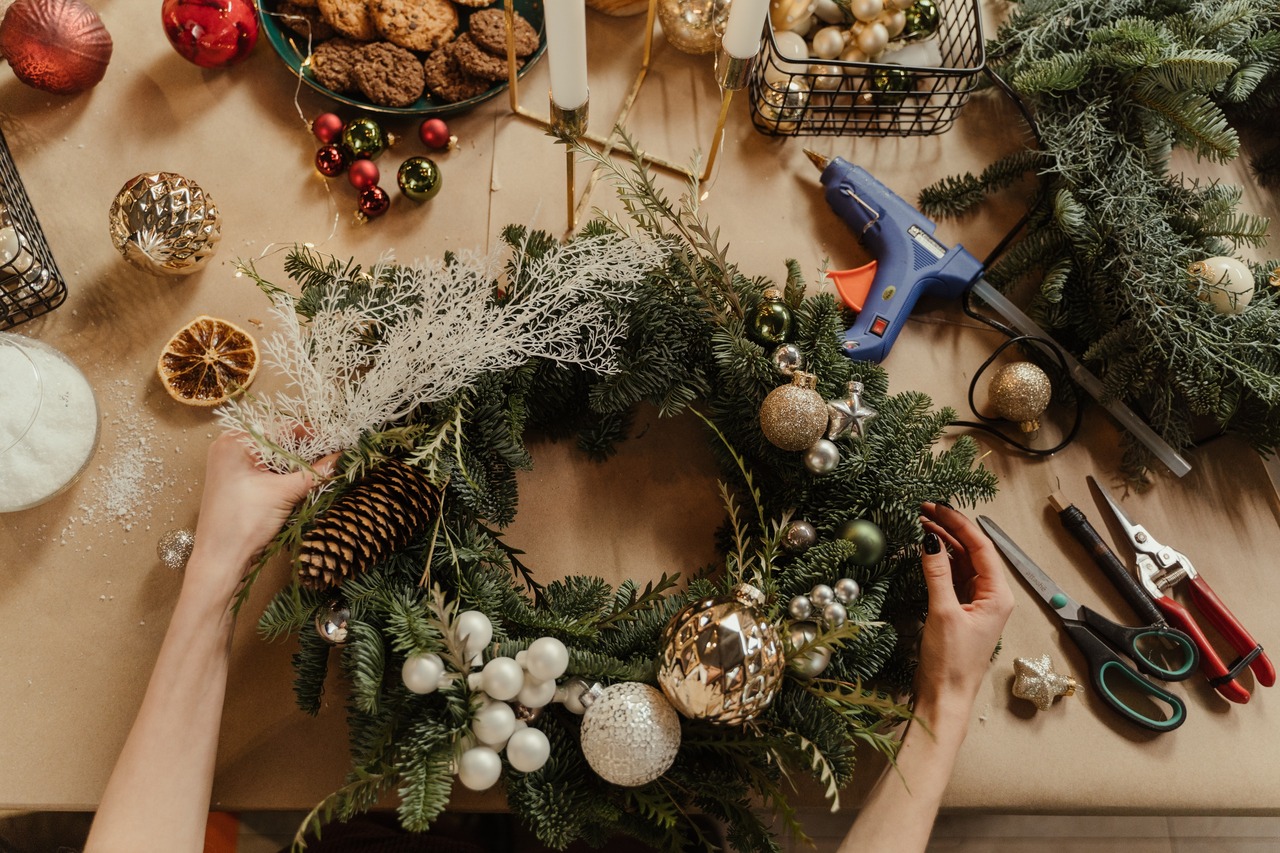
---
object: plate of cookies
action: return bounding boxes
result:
[257,0,545,115]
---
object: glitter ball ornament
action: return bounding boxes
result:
[1012,654,1078,711]
[786,620,831,679]
[314,599,351,644]
[315,145,347,177]
[657,0,728,55]
[749,287,793,344]
[782,518,817,553]
[161,0,259,68]
[347,159,380,191]
[342,117,388,160]
[837,517,886,565]
[804,438,840,474]
[397,156,442,202]
[109,172,221,276]
[826,380,877,441]
[870,66,913,105]
[156,527,195,570]
[771,343,804,377]
[1189,255,1255,315]
[988,362,1052,433]
[0,0,112,94]
[657,584,784,724]
[760,371,828,451]
[358,186,390,219]
[312,112,344,144]
[579,682,681,786]
[419,117,452,150]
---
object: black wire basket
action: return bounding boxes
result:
[748,0,984,137]
[0,127,66,329]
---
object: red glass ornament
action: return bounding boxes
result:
[312,112,344,144]
[419,118,451,150]
[315,145,347,177]
[348,159,380,190]
[161,0,259,68]
[358,186,390,218]
[0,0,113,94]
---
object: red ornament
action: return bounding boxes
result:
[358,186,390,218]
[419,118,451,150]
[161,0,259,68]
[347,159,380,190]
[315,145,346,177]
[312,112,344,144]
[0,0,113,94]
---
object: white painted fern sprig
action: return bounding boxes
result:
[217,230,666,470]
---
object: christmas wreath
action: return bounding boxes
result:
[221,142,997,852]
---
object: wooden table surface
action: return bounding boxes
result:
[2,0,1278,818]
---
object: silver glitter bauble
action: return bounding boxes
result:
[156,527,195,570]
[804,438,841,474]
[579,682,681,786]
[656,583,784,724]
[786,620,831,679]
[788,595,813,620]
[314,599,351,644]
[1012,654,1078,711]
[782,519,817,554]
[108,172,221,276]
[760,371,828,452]
[822,601,847,627]
[657,0,729,54]
[833,577,861,604]
[771,343,805,377]
[809,584,835,607]
[988,362,1052,434]
[756,79,811,134]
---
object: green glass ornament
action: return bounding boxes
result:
[870,67,914,105]
[341,117,387,160]
[397,156,442,202]
[837,518,887,565]
[902,0,938,40]
[750,287,793,344]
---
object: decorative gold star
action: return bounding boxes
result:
[827,381,877,441]
[1012,654,1079,711]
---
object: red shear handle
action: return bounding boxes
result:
[1152,595,1250,703]
[1187,575,1276,687]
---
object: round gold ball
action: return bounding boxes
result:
[760,372,829,451]
[657,0,728,54]
[988,362,1051,433]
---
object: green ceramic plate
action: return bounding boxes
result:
[255,0,546,116]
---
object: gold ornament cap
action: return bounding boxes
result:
[761,286,783,301]
[988,362,1052,433]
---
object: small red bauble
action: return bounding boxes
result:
[0,0,113,94]
[315,145,346,177]
[312,112,344,144]
[358,186,390,218]
[419,118,451,150]
[348,159,380,190]
[161,0,259,68]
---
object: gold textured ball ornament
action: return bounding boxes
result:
[988,362,1052,434]
[656,583,785,725]
[760,371,829,451]
[1188,255,1255,315]
[657,0,729,54]
[108,172,221,276]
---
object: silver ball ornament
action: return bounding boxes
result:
[810,583,835,607]
[788,595,813,620]
[786,620,832,679]
[771,343,805,377]
[804,438,841,474]
[314,599,351,645]
[457,746,503,791]
[782,519,818,553]
[505,726,551,773]
[525,636,570,682]
[579,683,681,786]
[472,699,518,746]
[402,652,445,695]
[822,601,848,627]
[157,528,195,570]
[756,79,812,135]
[833,577,861,604]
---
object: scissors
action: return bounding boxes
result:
[978,516,1198,733]
[1089,476,1275,704]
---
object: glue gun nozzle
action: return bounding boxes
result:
[803,149,829,173]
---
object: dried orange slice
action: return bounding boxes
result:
[157,315,259,407]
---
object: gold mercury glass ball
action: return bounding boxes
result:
[657,0,729,54]
[759,370,829,451]
[108,171,221,277]
[656,583,785,725]
[988,361,1052,433]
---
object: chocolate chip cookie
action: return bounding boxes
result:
[318,0,377,40]
[372,0,458,51]
[309,37,363,92]
[278,1,337,41]
[354,41,427,106]
[423,42,491,103]
[467,8,538,58]
[451,32,519,82]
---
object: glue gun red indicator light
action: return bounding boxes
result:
[808,150,984,362]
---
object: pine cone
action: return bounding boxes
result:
[297,459,438,589]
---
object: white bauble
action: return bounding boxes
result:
[855,21,889,56]
[506,727,552,773]
[1190,256,1255,315]
[518,675,557,708]
[457,746,502,791]
[849,0,882,21]
[456,611,493,656]
[811,25,846,59]
[773,29,809,61]
[401,652,444,695]
[481,657,525,701]
[579,683,681,787]
[526,637,570,681]
[473,700,518,746]
[555,676,593,714]
[813,0,844,22]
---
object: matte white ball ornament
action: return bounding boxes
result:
[518,676,557,709]
[525,637,570,681]
[506,727,552,773]
[481,657,525,701]
[401,652,444,695]
[457,746,503,791]
[473,699,518,746]
[456,610,493,656]
[1189,256,1255,315]
[773,29,809,61]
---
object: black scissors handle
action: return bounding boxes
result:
[1078,606,1199,681]
[1063,614,1188,733]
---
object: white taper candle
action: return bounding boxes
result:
[544,0,589,110]
[721,0,770,58]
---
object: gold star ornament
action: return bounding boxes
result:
[1012,654,1079,711]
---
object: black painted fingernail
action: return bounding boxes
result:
[935,500,954,510]
[923,532,941,554]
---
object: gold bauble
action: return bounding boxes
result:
[108,172,221,277]
[656,584,784,725]
[988,362,1051,434]
[759,370,828,451]
[657,0,729,54]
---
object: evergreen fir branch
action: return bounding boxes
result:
[292,629,333,715]
[1143,49,1238,93]
[596,573,683,631]
[1134,83,1239,162]
[1013,50,1091,93]
[342,621,386,715]
[396,747,454,832]
[291,767,396,852]
[259,582,323,642]
[781,733,841,812]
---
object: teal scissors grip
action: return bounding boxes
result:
[1064,620,1188,733]
[1078,606,1200,682]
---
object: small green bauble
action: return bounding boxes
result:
[901,0,939,39]
[870,67,914,105]
[397,156,442,202]
[837,518,887,566]
[341,117,388,160]
[750,287,793,345]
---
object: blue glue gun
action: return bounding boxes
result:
[807,151,984,362]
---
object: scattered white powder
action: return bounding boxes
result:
[0,340,98,512]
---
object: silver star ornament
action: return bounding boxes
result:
[826,381,877,441]
[1012,654,1079,711]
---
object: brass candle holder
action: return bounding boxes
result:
[549,97,589,232]
[702,46,755,185]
